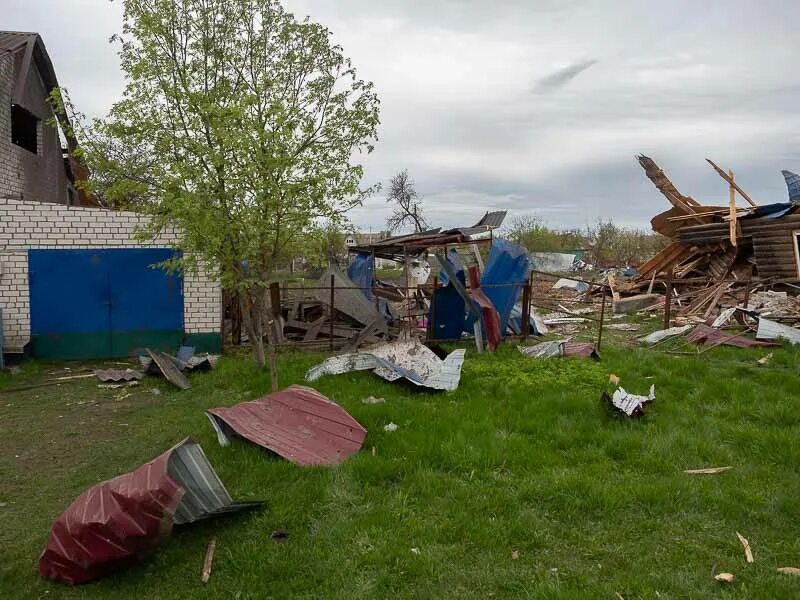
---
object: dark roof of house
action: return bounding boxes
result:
[0,31,77,153]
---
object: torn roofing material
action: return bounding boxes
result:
[95,368,143,382]
[606,385,655,417]
[206,385,367,467]
[756,318,800,345]
[306,339,465,391]
[146,348,192,390]
[39,438,262,585]
[316,266,387,330]
[518,340,598,359]
[686,324,777,348]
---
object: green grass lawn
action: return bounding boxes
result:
[2,334,800,598]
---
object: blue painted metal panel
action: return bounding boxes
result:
[107,248,183,331]
[29,249,111,334]
[29,248,184,359]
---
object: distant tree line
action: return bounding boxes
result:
[502,215,668,267]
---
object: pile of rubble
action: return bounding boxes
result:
[603,156,800,325]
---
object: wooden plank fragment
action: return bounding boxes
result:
[684,466,733,474]
[736,531,754,564]
[201,537,216,584]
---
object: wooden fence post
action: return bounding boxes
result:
[597,292,606,351]
[663,268,674,329]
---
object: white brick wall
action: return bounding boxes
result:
[0,198,220,351]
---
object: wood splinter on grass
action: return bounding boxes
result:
[609,373,620,386]
[777,567,800,576]
[684,466,733,475]
[201,537,216,584]
[714,572,735,583]
[736,531,754,563]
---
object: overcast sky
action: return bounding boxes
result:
[6,0,800,232]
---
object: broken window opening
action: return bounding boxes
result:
[11,104,39,154]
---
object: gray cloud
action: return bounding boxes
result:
[7,0,800,233]
[532,59,598,93]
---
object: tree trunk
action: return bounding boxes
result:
[241,288,266,368]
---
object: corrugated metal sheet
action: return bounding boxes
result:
[782,171,800,202]
[686,324,777,348]
[39,438,261,585]
[306,339,465,391]
[756,318,800,345]
[466,265,501,350]
[473,210,508,229]
[316,267,387,330]
[531,252,577,273]
[95,368,143,382]
[206,385,367,466]
[518,340,598,359]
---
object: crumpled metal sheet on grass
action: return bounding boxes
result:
[603,385,655,417]
[39,438,262,585]
[306,339,466,391]
[517,340,599,359]
[206,385,367,466]
[640,324,693,345]
[146,348,192,390]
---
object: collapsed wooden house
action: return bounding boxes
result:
[616,156,800,318]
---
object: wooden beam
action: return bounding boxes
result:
[729,169,738,247]
[707,159,758,207]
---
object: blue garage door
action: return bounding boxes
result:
[28,248,184,359]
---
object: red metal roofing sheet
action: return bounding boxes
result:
[207,385,367,466]
[467,265,501,350]
[39,443,182,585]
[686,324,777,349]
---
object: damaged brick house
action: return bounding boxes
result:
[0,31,92,206]
[0,32,222,360]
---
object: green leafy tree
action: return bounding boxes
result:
[55,0,380,366]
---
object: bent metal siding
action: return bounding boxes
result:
[0,198,221,354]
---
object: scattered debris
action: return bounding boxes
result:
[97,381,139,390]
[756,318,800,345]
[362,396,386,405]
[604,385,655,417]
[150,388,162,396]
[606,323,639,331]
[711,307,737,329]
[384,422,399,433]
[613,294,662,315]
[410,547,421,555]
[39,438,262,585]
[144,348,192,390]
[306,338,465,391]
[553,278,590,293]
[95,368,144,383]
[684,466,733,475]
[518,340,599,360]
[201,537,216,584]
[757,352,774,366]
[641,325,694,345]
[511,550,520,560]
[714,572,735,584]
[271,530,289,544]
[777,567,800,576]
[206,385,367,466]
[686,324,776,349]
[736,532,754,564]
[609,373,620,386]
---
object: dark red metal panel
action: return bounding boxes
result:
[39,445,182,585]
[467,266,501,350]
[687,324,778,348]
[207,385,367,466]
